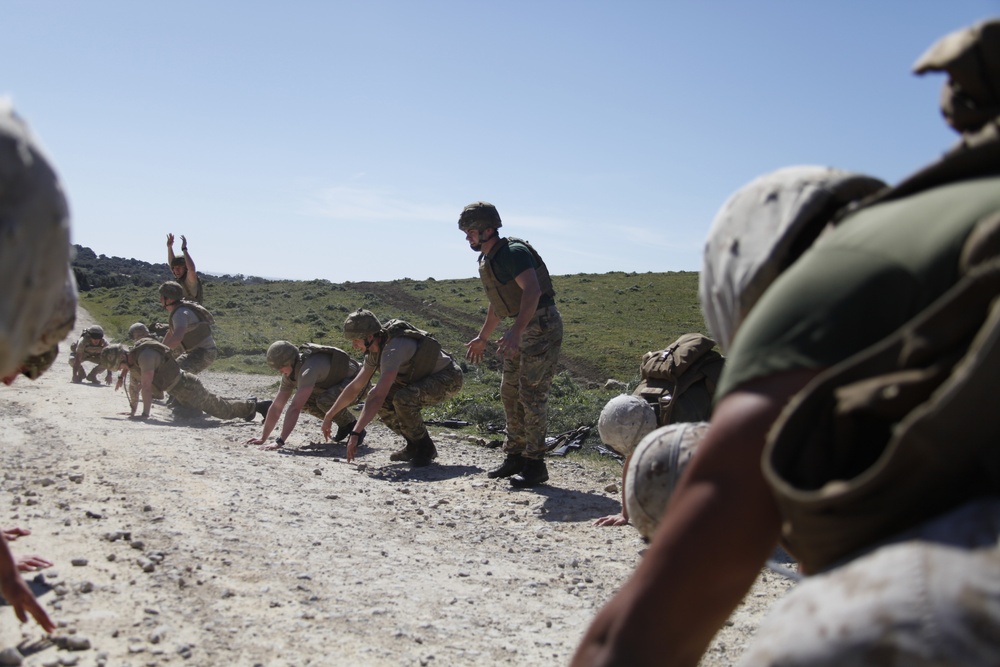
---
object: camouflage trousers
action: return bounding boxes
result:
[169,373,255,421]
[738,498,1000,667]
[302,377,368,429]
[71,354,109,382]
[176,346,217,375]
[501,305,563,460]
[379,358,464,442]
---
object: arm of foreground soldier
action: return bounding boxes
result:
[321,364,378,450]
[0,533,55,633]
[342,368,397,463]
[594,454,631,527]
[570,369,818,667]
[2,528,54,572]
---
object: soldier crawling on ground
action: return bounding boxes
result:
[247,340,364,451]
[103,342,268,422]
[70,325,112,385]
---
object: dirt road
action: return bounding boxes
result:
[0,308,794,666]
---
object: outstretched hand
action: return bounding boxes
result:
[180,234,188,252]
[16,554,53,572]
[2,527,30,541]
[465,336,488,364]
[166,233,174,247]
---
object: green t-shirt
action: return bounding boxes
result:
[717,174,1000,399]
[490,240,556,309]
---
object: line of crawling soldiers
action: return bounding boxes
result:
[7,17,1000,666]
[88,202,563,490]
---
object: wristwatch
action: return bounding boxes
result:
[275,437,285,446]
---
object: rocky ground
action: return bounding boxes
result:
[0,308,795,667]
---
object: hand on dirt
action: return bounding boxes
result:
[321,419,333,441]
[2,527,30,541]
[260,440,283,451]
[16,554,53,572]
[593,513,629,527]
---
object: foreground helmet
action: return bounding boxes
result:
[598,394,658,457]
[159,281,184,301]
[700,166,886,353]
[266,340,299,371]
[0,102,74,379]
[87,325,104,339]
[625,421,711,539]
[100,344,127,370]
[128,322,150,340]
[457,201,502,232]
[343,309,382,340]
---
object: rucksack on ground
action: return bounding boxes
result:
[633,333,725,425]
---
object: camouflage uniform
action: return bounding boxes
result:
[281,345,364,432]
[70,333,109,382]
[480,237,563,460]
[126,340,254,420]
[366,324,464,442]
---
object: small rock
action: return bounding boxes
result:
[64,635,91,651]
[71,558,88,567]
[604,483,618,494]
[313,468,322,476]
[0,647,23,666]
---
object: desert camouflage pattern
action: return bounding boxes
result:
[379,358,464,441]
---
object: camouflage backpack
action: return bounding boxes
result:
[633,333,725,426]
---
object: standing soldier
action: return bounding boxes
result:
[70,325,112,384]
[459,201,563,488]
[158,281,217,374]
[247,340,363,451]
[321,310,464,467]
[102,342,265,421]
[166,233,203,303]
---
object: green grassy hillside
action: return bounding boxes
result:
[80,270,709,445]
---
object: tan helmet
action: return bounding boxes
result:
[159,281,184,301]
[458,201,502,232]
[699,166,886,353]
[128,322,150,340]
[87,325,104,339]
[266,340,299,371]
[0,102,74,379]
[625,421,711,539]
[100,344,127,370]
[343,309,382,340]
[597,394,658,457]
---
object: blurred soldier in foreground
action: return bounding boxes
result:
[459,201,563,488]
[69,324,112,384]
[248,340,362,451]
[0,99,68,631]
[573,19,1000,667]
[321,310,463,467]
[103,343,261,422]
[166,233,203,303]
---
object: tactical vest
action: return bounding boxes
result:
[763,135,1000,573]
[171,300,215,351]
[478,237,555,319]
[367,319,443,386]
[130,339,182,392]
[293,343,358,389]
[74,336,107,359]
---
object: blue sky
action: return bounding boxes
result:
[5,2,997,282]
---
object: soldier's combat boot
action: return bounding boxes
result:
[410,435,438,468]
[244,397,258,422]
[255,399,273,420]
[389,438,418,462]
[487,454,525,479]
[85,370,100,384]
[334,418,358,443]
[510,458,548,488]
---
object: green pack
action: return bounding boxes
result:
[633,333,725,426]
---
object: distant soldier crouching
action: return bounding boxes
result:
[158,281,217,374]
[102,342,262,422]
[70,325,112,384]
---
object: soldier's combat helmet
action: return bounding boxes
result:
[100,344,127,369]
[87,325,104,339]
[457,201,502,232]
[699,166,886,353]
[266,341,299,371]
[625,421,711,540]
[159,281,184,301]
[128,322,150,340]
[343,309,382,340]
